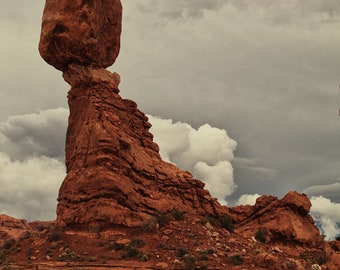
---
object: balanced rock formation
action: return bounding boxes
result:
[39,0,227,228]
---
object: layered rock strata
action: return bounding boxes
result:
[57,65,227,227]
[39,0,227,228]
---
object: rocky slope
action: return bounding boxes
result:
[0,0,339,269]
[1,193,340,269]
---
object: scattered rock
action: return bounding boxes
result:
[154,262,169,269]
[115,238,131,247]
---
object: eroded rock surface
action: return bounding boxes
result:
[39,0,122,71]
[0,214,31,246]
[56,66,227,228]
[235,191,324,247]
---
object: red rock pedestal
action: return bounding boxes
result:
[56,65,226,228]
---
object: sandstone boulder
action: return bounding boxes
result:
[39,0,122,71]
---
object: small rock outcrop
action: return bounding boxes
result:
[39,0,227,228]
[0,214,31,245]
[235,191,324,247]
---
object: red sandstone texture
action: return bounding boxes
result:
[56,64,227,228]
[39,0,122,71]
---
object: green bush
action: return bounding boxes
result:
[141,218,157,232]
[48,226,62,242]
[255,228,266,243]
[156,213,170,228]
[121,239,146,260]
[182,254,196,270]
[219,216,234,232]
[178,247,189,257]
[229,254,243,265]
[172,209,184,221]
[2,240,15,250]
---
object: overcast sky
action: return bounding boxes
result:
[0,0,340,238]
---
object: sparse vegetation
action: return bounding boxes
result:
[48,226,63,242]
[219,215,234,232]
[37,225,46,232]
[121,238,147,261]
[200,215,217,226]
[2,240,15,250]
[172,209,184,221]
[156,212,170,228]
[229,254,244,265]
[197,264,208,270]
[141,218,157,232]
[111,243,125,251]
[182,253,196,270]
[255,228,267,243]
[300,252,311,262]
[178,247,189,257]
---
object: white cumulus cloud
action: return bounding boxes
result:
[310,196,340,240]
[149,115,237,204]
[237,193,261,206]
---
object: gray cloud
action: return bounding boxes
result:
[115,0,340,204]
[303,182,340,202]
[0,108,68,161]
[0,153,64,221]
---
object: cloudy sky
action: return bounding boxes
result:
[0,1,340,238]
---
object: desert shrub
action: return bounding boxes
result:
[255,228,266,243]
[178,247,189,257]
[130,239,145,248]
[299,252,311,262]
[182,254,196,270]
[48,226,62,242]
[37,226,46,232]
[121,246,140,259]
[26,247,32,258]
[121,239,146,260]
[200,215,217,226]
[156,212,170,228]
[172,209,184,221]
[229,254,243,265]
[336,235,340,241]
[219,215,234,232]
[317,255,327,265]
[141,218,157,232]
[2,240,15,250]
[111,243,125,251]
